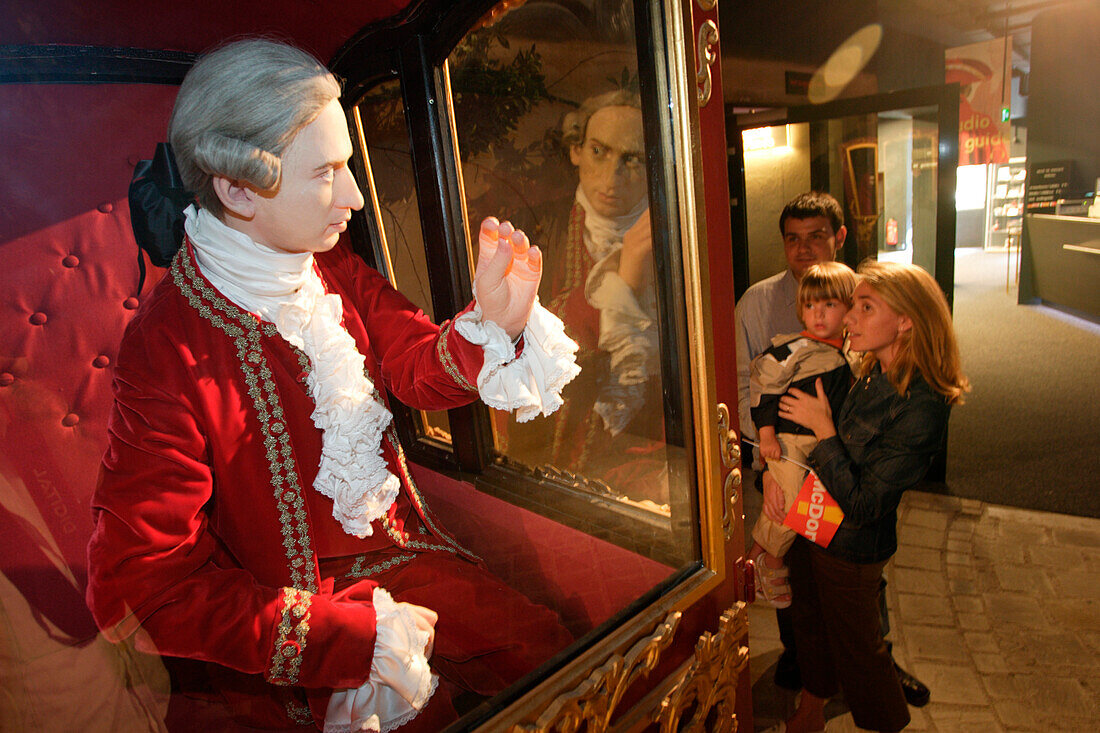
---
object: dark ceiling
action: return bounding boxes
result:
[878,0,1088,70]
[720,0,1090,74]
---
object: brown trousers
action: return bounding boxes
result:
[787,538,910,733]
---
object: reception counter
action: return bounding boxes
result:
[1021,214,1100,320]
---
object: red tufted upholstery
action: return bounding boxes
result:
[0,82,176,727]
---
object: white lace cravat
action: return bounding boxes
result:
[185,206,399,538]
[573,183,648,262]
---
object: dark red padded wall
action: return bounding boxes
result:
[0,82,176,641]
[1,0,411,58]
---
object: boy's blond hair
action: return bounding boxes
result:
[796,261,858,319]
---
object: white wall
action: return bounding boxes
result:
[742,122,811,284]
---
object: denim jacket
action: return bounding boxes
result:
[808,366,950,564]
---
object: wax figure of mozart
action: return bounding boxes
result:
[86,39,580,732]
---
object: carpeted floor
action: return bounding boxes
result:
[943,247,1100,518]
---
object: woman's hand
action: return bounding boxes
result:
[402,603,438,658]
[762,470,787,524]
[779,378,837,441]
[474,217,542,340]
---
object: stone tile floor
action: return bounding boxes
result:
[745,490,1100,732]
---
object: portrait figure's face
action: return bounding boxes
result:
[781,215,844,280]
[250,99,365,254]
[569,105,646,218]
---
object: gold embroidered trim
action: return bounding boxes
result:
[376,507,454,555]
[548,203,590,318]
[284,699,313,726]
[384,429,478,561]
[259,319,312,384]
[436,320,477,392]
[172,246,318,593]
[346,553,418,580]
[268,587,313,686]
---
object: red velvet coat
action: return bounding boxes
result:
[86,240,487,700]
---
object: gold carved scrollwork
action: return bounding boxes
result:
[717,404,742,541]
[695,0,717,10]
[656,603,750,733]
[695,20,719,107]
[510,611,682,732]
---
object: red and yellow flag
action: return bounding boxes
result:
[783,470,844,547]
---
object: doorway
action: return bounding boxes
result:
[730,85,959,306]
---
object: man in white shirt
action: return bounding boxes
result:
[735,192,847,448]
[734,191,930,708]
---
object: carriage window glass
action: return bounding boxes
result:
[354,80,452,444]
[447,0,697,568]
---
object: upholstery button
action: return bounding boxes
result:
[0,373,13,387]
[62,413,80,427]
[98,202,114,214]
[62,254,80,268]
[29,312,48,325]
[123,297,140,310]
[93,355,110,368]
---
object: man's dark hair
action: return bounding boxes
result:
[779,191,844,235]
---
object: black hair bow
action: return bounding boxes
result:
[129,143,194,270]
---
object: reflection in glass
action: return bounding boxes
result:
[742,105,940,275]
[354,81,451,443]
[448,0,696,567]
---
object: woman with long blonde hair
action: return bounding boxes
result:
[764,260,968,733]
[852,260,968,406]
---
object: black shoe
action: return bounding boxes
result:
[773,649,802,691]
[894,661,930,707]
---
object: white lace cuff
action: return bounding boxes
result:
[586,260,651,326]
[323,589,438,733]
[454,301,581,423]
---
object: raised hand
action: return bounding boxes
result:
[618,208,652,293]
[473,217,542,340]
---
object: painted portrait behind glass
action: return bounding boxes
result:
[449,0,691,552]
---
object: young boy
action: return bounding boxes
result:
[747,261,858,607]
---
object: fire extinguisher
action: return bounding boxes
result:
[886,218,898,248]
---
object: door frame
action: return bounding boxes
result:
[728,84,959,483]
[730,83,960,308]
